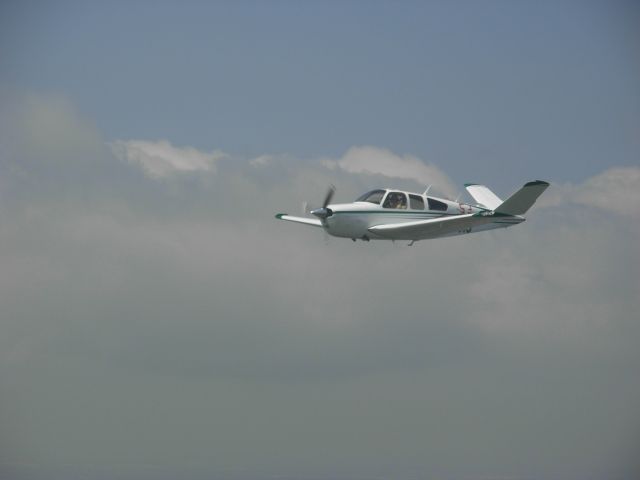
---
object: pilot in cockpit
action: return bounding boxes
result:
[384,192,406,209]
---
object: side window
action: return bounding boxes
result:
[409,194,425,210]
[383,192,407,209]
[427,197,448,211]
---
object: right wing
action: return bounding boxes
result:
[368,213,494,240]
[275,213,323,227]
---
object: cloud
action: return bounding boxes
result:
[573,166,640,216]
[1,95,639,478]
[0,90,101,165]
[249,154,275,167]
[538,166,640,218]
[323,146,457,198]
[110,141,456,200]
[110,139,227,178]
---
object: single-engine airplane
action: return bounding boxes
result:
[276,180,549,244]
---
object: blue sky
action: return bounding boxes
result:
[1,2,639,480]
[2,1,638,189]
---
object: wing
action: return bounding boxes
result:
[368,214,495,240]
[464,184,503,210]
[275,213,323,227]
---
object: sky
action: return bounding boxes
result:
[0,1,639,479]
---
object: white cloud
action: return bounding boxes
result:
[109,141,456,198]
[538,166,640,217]
[573,166,640,216]
[249,154,274,167]
[323,146,457,198]
[110,139,227,178]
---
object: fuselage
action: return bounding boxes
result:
[322,188,523,240]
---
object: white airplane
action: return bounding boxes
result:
[276,180,549,244]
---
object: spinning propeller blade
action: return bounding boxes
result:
[311,185,336,220]
[322,185,335,208]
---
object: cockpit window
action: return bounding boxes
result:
[383,191,407,209]
[356,189,385,204]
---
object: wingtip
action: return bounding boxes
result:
[524,180,550,187]
[464,183,479,187]
[275,213,287,220]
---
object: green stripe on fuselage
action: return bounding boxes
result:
[332,210,457,217]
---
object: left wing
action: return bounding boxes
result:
[368,213,494,240]
[275,213,323,227]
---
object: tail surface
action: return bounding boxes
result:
[464,184,503,210]
[494,180,549,215]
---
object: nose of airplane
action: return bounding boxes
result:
[311,207,333,219]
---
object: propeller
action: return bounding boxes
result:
[322,184,335,208]
[311,185,335,220]
[302,201,320,215]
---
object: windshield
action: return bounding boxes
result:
[356,189,386,204]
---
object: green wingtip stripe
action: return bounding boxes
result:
[275,213,287,219]
[464,183,479,187]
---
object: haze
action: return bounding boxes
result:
[1,2,639,479]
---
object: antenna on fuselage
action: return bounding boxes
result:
[423,185,432,196]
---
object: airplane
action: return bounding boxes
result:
[275,180,549,244]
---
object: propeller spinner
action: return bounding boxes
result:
[310,185,335,220]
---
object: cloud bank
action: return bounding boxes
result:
[539,166,640,217]
[1,93,639,480]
